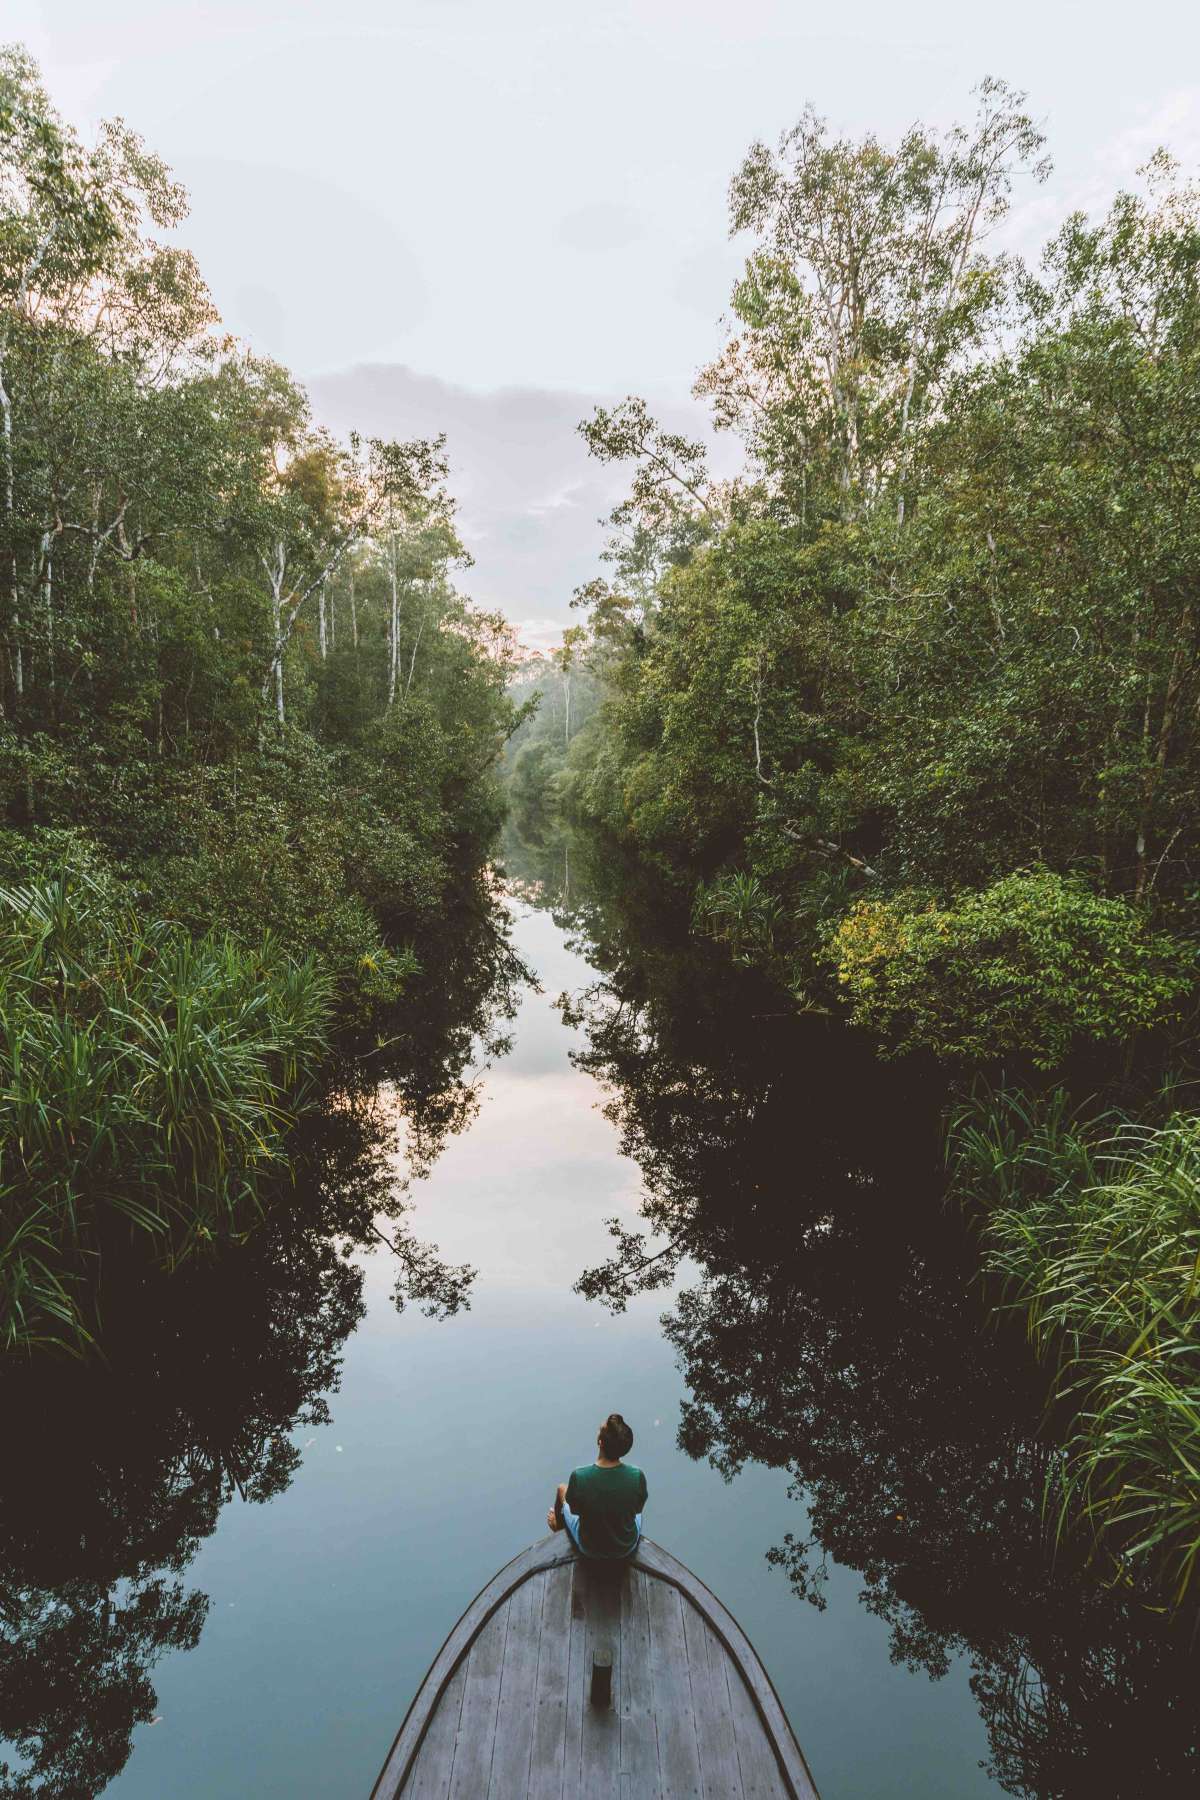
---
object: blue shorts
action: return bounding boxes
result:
[561,1502,642,1559]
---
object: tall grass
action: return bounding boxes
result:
[950,1090,1200,1606]
[0,871,332,1353]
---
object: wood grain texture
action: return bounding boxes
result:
[684,1608,743,1800]
[374,1535,819,1800]
[634,1540,819,1800]
[560,1562,587,1800]
[724,1642,791,1800]
[576,1561,621,1799]
[371,1536,575,1800]
[527,1560,573,1800]
[619,1568,661,1798]
[487,1568,543,1797]
[404,1658,465,1800]
[646,1576,702,1800]
[446,1603,507,1800]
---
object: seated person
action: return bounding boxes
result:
[547,1412,647,1559]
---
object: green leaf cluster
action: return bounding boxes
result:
[953,1095,1200,1602]
[0,869,331,1352]
[829,872,1195,1067]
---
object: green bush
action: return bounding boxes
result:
[0,872,332,1353]
[829,870,1195,1067]
[694,870,783,964]
[952,1093,1200,1604]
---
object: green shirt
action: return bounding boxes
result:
[565,1461,648,1559]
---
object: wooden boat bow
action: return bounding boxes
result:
[370,1533,820,1798]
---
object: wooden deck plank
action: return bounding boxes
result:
[619,1568,661,1798]
[528,1560,574,1800]
[373,1538,818,1800]
[488,1567,544,1798]
[634,1541,818,1800]
[404,1659,466,1800]
[646,1576,702,1800]
[446,1604,508,1800]
[372,1536,576,1800]
[681,1604,743,1800]
[725,1652,791,1800]
[577,1563,622,1800]
[561,1561,587,1800]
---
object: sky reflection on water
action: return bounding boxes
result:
[98,899,993,1800]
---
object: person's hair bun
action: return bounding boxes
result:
[599,1412,634,1459]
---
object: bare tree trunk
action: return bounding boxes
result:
[387,534,399,706]
[265,540,287,726]
[0,350,22,702]
[41,533,55,710]
[318,580,327,660]
[148,599,164,756]
[350,567,358,649]
[404,589,426,700]
[752,649,773,785]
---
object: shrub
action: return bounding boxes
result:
[0,872,332,1353]
[829,870,1194,1067]
[694,870,782,963]
[951,1093,1200,1604]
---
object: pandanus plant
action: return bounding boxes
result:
[0,870,332,1353]
[951,1091,1200,1607]
[694,871,783,962]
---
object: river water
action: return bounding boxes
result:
[3,852,1197,1798]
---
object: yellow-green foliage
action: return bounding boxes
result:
[830,871,1194,1067]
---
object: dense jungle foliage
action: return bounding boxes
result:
[517,84,1200,1599]
[0,47,518,1353]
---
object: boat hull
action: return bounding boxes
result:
[370,1534,819,1799]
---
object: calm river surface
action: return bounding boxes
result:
[5,863,1197,1798]
[101,896,992,1800]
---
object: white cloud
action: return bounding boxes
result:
[512,619,568,652]
[1102,88,1200,179]
[552,202,644,252]
[307,362,727,635]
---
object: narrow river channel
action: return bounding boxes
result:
[7,859,1194,1800]
[99,889,996,1800]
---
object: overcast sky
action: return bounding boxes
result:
[9,1,1200,645]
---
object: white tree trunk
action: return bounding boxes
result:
[404,598,426,700]
[266,540,287,725]
[41,532,55,700]
[387,534,399,706]
[0,349,22,701]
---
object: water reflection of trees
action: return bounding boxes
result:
[0,883,523,1799]
[540,841,1200,1798]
